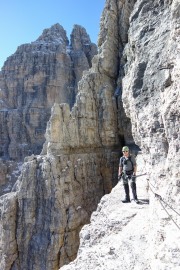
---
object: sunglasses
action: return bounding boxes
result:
[122,151,129,152]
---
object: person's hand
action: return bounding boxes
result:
[118,173,123,181]
[132,174,136,181]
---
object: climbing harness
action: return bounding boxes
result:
[118,173,147,181]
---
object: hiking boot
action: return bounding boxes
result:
[134,199,139,204]
[122,198,131,203]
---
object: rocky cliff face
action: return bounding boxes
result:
[0,23,97,195]
[62,0,180,269]
[0,0,179,270]
[0,0,131,268]
[122,0,180,268]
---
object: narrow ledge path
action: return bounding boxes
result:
[61,153,151,270]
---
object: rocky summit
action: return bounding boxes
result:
[0,23,97,195]
[0,0,180,270]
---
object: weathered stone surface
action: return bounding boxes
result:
[0,160,7,186]
[70,25,97,95]
[122,1,180,268]
[98,0,137,146]
[61,154,150,270]
[0,192,18,270]
[0,23,97,161]
[0,1,128,268]
[0,160,23,196]
[0,0,179,270]
[0,23,97,194]
[63,0,180,269]
[0,149,118,269]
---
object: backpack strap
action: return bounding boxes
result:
[121,156,134,169]
[128,156,134,169]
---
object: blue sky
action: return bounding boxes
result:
[0,0,105,69]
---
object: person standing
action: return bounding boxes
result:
[118,146,139,203]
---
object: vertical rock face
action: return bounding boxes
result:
[122,0,180,268]
[98,0,138,146]
[10,152,115,269]
[0,0,138,268]
[0,23,97,195]
[0,0,179,270]
[70,25,97,95]
[61,1,180,269]
[0,0,132,269]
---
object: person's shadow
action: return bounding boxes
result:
[137,199,149,205]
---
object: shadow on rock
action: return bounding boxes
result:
[138,199,149,205]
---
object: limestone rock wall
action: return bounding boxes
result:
[98,0,137,146]
[0,23,97,195]
[61,0,180,269]
[0,0,179,270]
[0,0,139,268]
[122,0,180,268]
[0,150,117,269]
[0,0,137,269]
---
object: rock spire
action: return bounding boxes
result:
[0,23,97,195]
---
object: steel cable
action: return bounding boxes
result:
[147,179,180,231]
